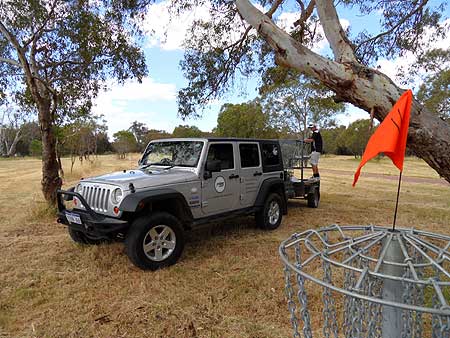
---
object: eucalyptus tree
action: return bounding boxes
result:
[0,0,149,203]
[259,66,345,137]
[414,48,450,122]
[177,0,450,182]
[215,100,282,138]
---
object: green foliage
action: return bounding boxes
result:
[0,0,149,118]
[142,129,172,145]
[320,126,348,155]
[172,125,203,138]
[29,139,42,157]
[347,1,447,65]
[215,101,281,139]
[415,48,450,122]
[113,130,137,157]
[175,0,448,117]
[58,115,108,159]
[336,119,375,158]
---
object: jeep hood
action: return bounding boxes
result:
[82,169,198,191]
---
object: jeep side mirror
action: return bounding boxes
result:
[204,159,221,179]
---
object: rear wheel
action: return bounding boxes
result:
[307,188,320,208]
[255,193,283,230]
[68,227,104,245]
[125,212,185,270]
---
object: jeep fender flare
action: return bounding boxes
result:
[119,188,193,220]
[255,178,288,215]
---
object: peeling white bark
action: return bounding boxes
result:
[315,0,356,63]
[235,0,450,182]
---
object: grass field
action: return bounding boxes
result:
[1,154,449,338]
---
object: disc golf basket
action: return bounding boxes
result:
[279,225,450,337]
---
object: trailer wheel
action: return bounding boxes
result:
[307,188,320,208]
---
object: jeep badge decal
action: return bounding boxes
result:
[214,176,226,193]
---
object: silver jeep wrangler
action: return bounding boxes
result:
[57,138,316,270]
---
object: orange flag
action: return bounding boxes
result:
[353,90,412,186]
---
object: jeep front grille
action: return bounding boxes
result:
[81,185,111,213]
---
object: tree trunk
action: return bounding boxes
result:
[38,102,62,204]
[235,0,450,183]
[6,129,21,156]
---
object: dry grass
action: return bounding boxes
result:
[0,154,449,338]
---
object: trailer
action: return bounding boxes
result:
[280,139,321,208]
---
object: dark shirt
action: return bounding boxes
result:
[311,131,323,153]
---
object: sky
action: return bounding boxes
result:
[91,1,450,137]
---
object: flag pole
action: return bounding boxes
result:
[392,171,403,231]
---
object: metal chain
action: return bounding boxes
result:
[295,242,313,338]
[414,248,424,338]
[282,243,301,338]
[432,267,441,338]
[367,277,379,338]
[322,252,339,337]
[401,269,413,338]
[296,269,313,338]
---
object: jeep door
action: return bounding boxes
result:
[238,142,263,207]
[201,142,240,215]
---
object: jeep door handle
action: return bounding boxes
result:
[229,174,240,179]
[253,172,262,176]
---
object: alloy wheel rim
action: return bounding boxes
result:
[268,201,280,225]
[142,225,176,261]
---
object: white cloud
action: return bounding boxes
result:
[92,77,177,135]
[145,1,211,51]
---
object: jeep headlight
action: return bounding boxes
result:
[75,184,83,193]
[111,188,123,204]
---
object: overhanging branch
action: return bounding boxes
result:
[0,57,20,67]
[315,0,356,63]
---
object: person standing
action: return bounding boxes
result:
[304,123,323,178]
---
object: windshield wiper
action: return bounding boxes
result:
[139,163,153,170]
[162,165,175,170]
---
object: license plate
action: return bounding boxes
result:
[66,212,82,224]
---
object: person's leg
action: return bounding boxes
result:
[310,152,320,177]
[312,165,318,175]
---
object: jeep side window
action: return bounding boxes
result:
[207,143,234,170]
[239,143,260,168]
[262,143,281,166]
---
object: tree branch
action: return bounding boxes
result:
[235,0,352,83]
[266,0,284,18]
[315,0,356,63]
[355,0,429,54]
[0,21,34,86]
[22,0,58,48]
[0,57,21,67]
[294,0,316,27]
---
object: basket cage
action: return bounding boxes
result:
[279,225,450,338]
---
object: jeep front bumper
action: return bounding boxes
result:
[57,189,129,238]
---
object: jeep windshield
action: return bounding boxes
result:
[140,141,204,168]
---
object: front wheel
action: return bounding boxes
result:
[125,212,185,270]
[255,193,283,230]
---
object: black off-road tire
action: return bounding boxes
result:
[125,212,185,270]
[68,227,104,245]
[307,188,320,208]
[255,193,283,230]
